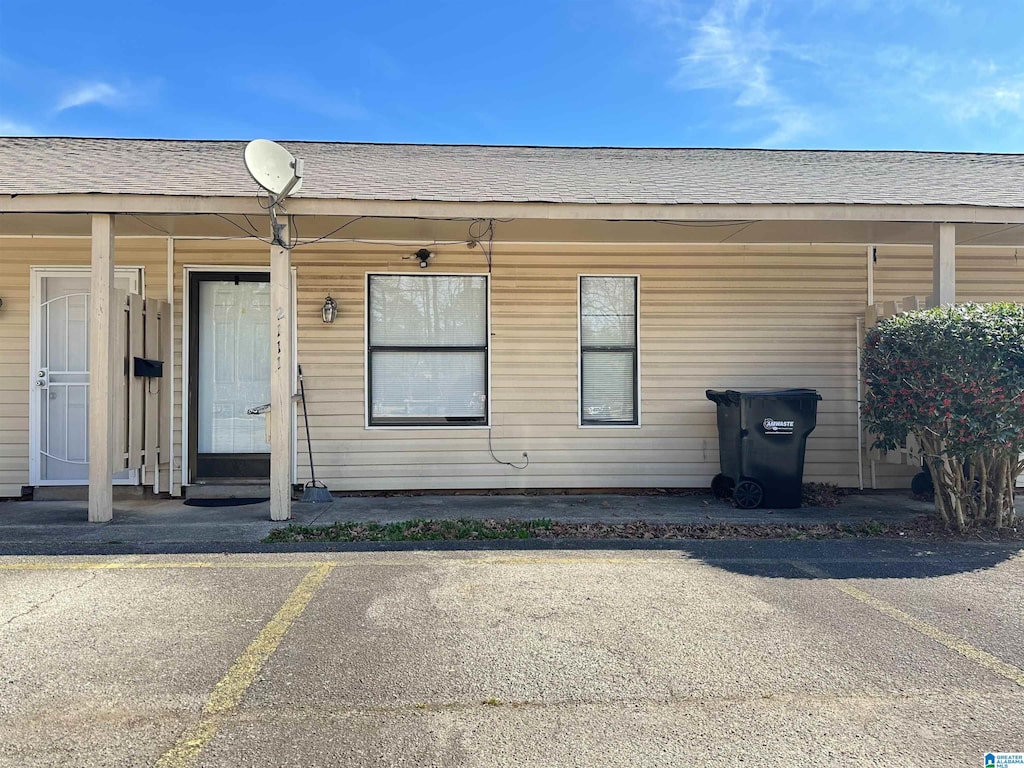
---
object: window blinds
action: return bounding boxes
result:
[580,276,637,424]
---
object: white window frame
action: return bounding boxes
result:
[577,273,641,429]
[364,272,491,430]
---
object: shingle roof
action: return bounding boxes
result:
[2,136,1024,207]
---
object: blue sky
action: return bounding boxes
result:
[1,0,1022,151]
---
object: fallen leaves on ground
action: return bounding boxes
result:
[264,515,1023,543]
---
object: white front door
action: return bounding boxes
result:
[30,268,141,485]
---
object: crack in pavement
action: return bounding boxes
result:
[1,570,101,629]
[4,687,994,728]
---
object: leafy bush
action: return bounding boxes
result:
[862,303,1024,531]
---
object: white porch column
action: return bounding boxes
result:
[88,214,115,522]
[932,222,956,306]
[270,220,292,521]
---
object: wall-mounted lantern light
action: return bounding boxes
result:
[321,294,338,324]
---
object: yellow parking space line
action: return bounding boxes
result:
[464,555,688,566]
[793,561,1024,689]
[156,563,334,768]
[0,561,213,571]
[0,561,331,571]
[0,554,688,572]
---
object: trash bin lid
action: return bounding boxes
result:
[706,388,821,405]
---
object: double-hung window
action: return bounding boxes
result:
[368,274,488,427]
[579,275,639,426]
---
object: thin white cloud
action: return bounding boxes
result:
[863,44,1024,126]
[932,77,1024,123]
[672,0,816,146]
[55,81,123,112]
[634,0,995,148]
[970,58,999,77]
[0,116,34,135]
[636,0,693,29]
[810,0,960,16]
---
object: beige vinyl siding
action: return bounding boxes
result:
[291,242,1024,491]
[5,237,1024,497]
[279,242,868,491]
[873,245,1024,303]
[0,237,168,497]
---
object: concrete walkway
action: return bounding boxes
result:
[0,490,944,554]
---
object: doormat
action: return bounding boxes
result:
[183,497,270,508]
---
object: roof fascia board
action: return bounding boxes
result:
[3,194,1024,224]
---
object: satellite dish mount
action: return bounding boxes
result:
[243,139,305,246]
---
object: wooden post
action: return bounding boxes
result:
[112,290,128,471]
[157,301,173,494]
[932,223,956,306]
[167,239,180,497]
[865,304,880,328]
[144,298,161,486]
[88,214,115,523]
[128,293,145,470]
[270,219,292,521]
[866,245,874,307]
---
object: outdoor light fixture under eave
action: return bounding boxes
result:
[415,248,432,268]
[322,294,338,324]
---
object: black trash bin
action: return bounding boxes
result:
[705,388,822,509]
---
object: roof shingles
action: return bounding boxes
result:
[1,137,1023,208]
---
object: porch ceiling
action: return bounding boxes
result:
[3,212,1024,248]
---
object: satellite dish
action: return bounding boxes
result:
[244,139,304,200]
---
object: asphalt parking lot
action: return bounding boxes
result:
[1,540,1022,767]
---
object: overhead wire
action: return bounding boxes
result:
[292,216,368,248]
[242,214,263,237]
[718,221,759,243]
[467,217,528,470]
[957,223,1023,245]
[469,217,495,271]
[653,219,758,228]
[213,213,276,245]
[127,214,171,236]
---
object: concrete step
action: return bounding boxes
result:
[33,485,149,502]
[185,482,271,500]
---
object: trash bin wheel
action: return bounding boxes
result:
[733,480,763,509]
[711,473,733,498]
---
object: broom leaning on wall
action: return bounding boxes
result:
[298,365,334,503]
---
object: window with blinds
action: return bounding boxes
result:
[368,274,488,426]
[579,275,638,426]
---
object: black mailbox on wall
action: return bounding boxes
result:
[133,357,164,378]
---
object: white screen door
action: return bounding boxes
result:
[30,269,140,485]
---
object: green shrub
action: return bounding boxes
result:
[862,303,1024,531]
